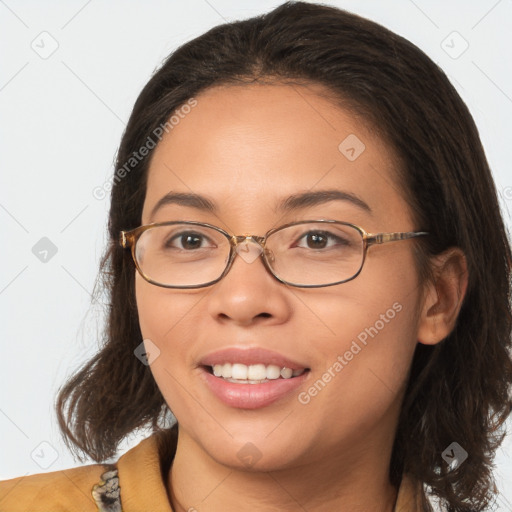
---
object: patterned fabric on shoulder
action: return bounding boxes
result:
[91,466,122,512]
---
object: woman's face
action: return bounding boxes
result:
[136,83,425,471]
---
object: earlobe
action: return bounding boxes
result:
[417,248,469,346]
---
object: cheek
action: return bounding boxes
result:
[135,277,188,387]
[312,243,421,354]
[304,265,421,432]
[135,274,200,345]
[297,299,418,449]
[135,275,205,409]
[135,277,169,341]
[311,293,418,387]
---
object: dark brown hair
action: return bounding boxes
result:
[56,2,512,510]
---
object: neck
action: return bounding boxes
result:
[167,430,398,512]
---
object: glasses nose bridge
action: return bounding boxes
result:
[229,234,273,267]
[232,234,266,247]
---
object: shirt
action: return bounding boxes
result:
[0,427,423,511]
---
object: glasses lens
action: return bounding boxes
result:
[135,224,230,287]
[266,222,364,286]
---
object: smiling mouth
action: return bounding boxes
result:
[204,363,309,384]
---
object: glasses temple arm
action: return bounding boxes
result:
[366,231,429,245]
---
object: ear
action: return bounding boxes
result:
[417,248,469,346]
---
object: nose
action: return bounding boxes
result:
[206,238,292,327]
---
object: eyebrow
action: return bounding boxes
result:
[276,189,371,214]
[149,188,371,219]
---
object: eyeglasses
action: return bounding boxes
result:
[120,220,428,289]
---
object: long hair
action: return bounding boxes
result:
[56,2,512,510]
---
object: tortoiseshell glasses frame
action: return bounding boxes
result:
[120,219,428,289]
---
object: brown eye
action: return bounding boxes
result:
[295,231,350,250]
[166,231,211,250]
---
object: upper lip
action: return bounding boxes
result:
[200,347,309,370]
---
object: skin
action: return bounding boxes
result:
[136,83,468,512]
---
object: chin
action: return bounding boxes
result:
[191,424,312,472]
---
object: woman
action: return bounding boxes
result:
[1,2,510,511]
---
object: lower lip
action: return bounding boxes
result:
[201,368,309,409]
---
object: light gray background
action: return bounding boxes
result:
[1,0,511,509]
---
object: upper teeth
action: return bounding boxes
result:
[211,363,305,381]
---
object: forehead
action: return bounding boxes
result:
[142,83,407,230]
